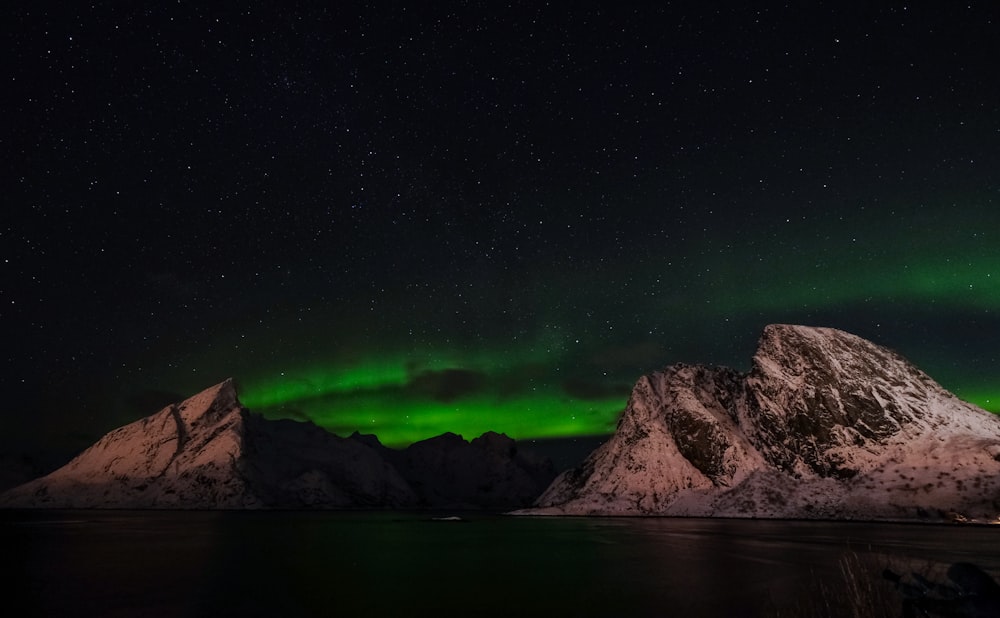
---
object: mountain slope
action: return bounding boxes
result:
[0,379,555,509]
[530,325,1000,521]
[379,430,557,509]
[0,379,413,508]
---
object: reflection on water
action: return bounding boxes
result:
[4,510,999,617]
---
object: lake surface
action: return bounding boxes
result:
[4,510,999,617]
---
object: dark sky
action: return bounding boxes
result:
[4,2,999,459]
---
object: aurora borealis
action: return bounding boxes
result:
[223,200,1000,447]
[4,3,999,461]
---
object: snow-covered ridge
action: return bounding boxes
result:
[528,324,1000,522]
[0,378,554,509]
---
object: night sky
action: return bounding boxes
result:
[4,3,999,462]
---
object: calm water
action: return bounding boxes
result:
[4,510,999,617]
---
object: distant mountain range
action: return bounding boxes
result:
[0,379,555,509]
[524,324,1000,522]
[5,324,999,522]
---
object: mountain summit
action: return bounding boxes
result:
[0,379,415,508]
[1,379,554,509]
[530,325,1000,521]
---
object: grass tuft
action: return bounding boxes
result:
[770,551,946,617]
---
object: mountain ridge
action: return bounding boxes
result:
[6,324,998,520]
[526,324,1000,522]
[0,378,554,509]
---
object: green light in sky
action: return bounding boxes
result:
[239,344,568,408]
[687,249,1000,317]
[954,390,999,414]
[242,360,411,408]
[240,357,999,446]
[238,349,629,446]
[243,374,623,447]
[238,346,998,447]
[220,205,1000,445]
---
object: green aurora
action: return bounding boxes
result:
[232,226,999,446]
[239,353,629,447]
[238,346,997,448]
[114,200,999,449]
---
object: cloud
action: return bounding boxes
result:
[280,407,314,423]
[406,368,488,402]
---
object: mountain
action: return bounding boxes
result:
[528,325,1000,522]
[0,379,554,509]
[373,430,556,509]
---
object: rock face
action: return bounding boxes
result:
[0,379,554,510]
[531,325,1000,522]
[374,431,556,509]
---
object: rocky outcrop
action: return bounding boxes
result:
[0,379,554,509]
[374,431,556,509]
[529,325,1000,522]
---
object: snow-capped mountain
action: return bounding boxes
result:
[529,324,1000,522]
[0,379,554,509]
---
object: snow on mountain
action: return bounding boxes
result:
[0,380,555,509]
[529,325,1000,522]
[0,378,554,509]
[0,379,416,508]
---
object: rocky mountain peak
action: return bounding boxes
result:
[750,325,941,400]
[174,377,243,425]
[741,325,970,478]
[531,324,1000,521]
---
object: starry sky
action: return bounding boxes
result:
[4,2,999,462]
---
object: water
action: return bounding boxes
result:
[4,510,999,617]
